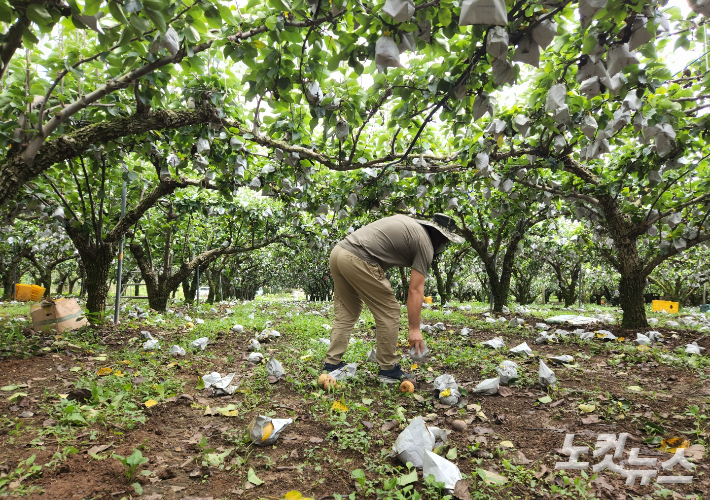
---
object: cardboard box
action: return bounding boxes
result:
[31,298,88,333]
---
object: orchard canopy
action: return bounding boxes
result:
[1,0,710,327]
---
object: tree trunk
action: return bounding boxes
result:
[431,259,447,304]
[82,244,115,317]
[2,270,15,299]
[398,267,409,304]
[619,273,648,328]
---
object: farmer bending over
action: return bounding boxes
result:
[323,213,464,383]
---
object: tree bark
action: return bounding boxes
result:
[398,267,409,303]
[0,105,219,206]
[81,243,115,316]
[431,259,446,304]
[619,273,648,328]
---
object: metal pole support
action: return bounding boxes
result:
[113,180,127,324]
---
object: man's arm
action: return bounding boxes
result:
[407,269,426,355]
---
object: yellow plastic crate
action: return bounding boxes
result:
[652,300,679,313]
[29,285,46,301]
[14,284,46,302]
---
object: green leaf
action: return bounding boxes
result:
[446,447,457,460]
[132,482,143,495]
[143,8,166,33]
[265,15,278,31]
[108,2,128,24]
[361,398,373,405]
[538,395,552,404]
[581,34,597,54]
[247,468,264,486]
[397,469,418,486]
[203,6,222,29]
[268,0,292,12]
[26,4,53,25]
[438,8,452,27]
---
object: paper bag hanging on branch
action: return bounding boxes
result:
[492,58,516,85]
[633,112,647,134]
[607,43,638,77]
[581,114,598,139]
[513,115,530,136]
[375,36,404,72]
[398,32,416,53]
[601,73,623,96]
[576,60,609,83]
[653,123,676,157]
[382,0,415,23]
[486,27,509,59]
[335,120,349,141]
[629,16,653,51]
[579,0,609,28]
[485,118,507,136]
[579,76,600,97]
[532,18,558,49]
[552,104,570,126]
[553,134,566,152]
[416,19,432,42]
[459,0,508,26]
[472,93,495,119]
[512,34,540,67]
[545,83,566,112]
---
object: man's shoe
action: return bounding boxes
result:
[378,363,406,383]
[323,361,346,373]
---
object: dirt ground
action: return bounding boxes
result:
[0,302,708,500]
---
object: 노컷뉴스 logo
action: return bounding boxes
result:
[555,433,695,485]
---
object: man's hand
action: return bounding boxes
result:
[409,328,424,355]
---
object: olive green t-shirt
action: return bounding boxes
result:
[338,215,434,277]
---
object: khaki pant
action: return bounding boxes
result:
[325,246,401,370]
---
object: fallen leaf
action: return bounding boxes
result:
[216,404,238,417]
[538,396,552,404]
[381,420,399,432]
[499,441,514,448]
[549,398,566,408]
[362,421,373,430]
[498,386,513,397]
[453,480,472,500]
[97,367,113,376]
[578,404,596,413]
[686,444,704,461]
[18,411,33,418]
[446,447,458,460]
[534,464,547,479]
[144,399,159,408]
[581,415,600,425]
[627,385,643,392]
[309,437,323,443]
[361,398,373,405]
[591,475,615,492]
[513,450,532,465]
[477,468,508,485]
[87,444,112,457]
[267,376,279,384]
[247,468,264,486]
